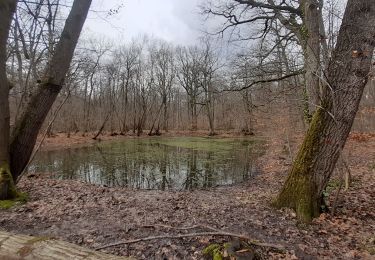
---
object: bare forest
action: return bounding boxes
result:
[0,0,374,259]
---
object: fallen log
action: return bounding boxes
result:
[0,231,133,260]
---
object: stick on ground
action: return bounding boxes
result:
[96,226,285,251]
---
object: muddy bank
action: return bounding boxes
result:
[0,135,374,259]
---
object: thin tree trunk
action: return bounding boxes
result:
[163,99,168,132]
[275,0,375,222]
[206,86,215,136]
[93,112,111,140]
[9,0,92,182]
[191,98,198,131]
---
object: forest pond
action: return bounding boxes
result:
[28,137,264,190]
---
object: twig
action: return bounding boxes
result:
[142,224,225,233]
[331,177,343,215]
[341,159,352,190]
[96,229,285,251]
[142,224,207,231]
[332,155,351,214]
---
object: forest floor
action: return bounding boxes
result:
[0,131,374,259]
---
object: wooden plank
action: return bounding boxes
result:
[0,231,133,260]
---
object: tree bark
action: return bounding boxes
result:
[9,0,92,182]
[0,0,18,199]
[275,0,375,222]
[301,0,321,120]
[191,98,198,131]
[0,231,133,260]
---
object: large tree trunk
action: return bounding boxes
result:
[9,0,92,182]
[0,231,133,259]
[275,0,375,222]
[0,1,18,199]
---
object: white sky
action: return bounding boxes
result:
[83,0,205,45]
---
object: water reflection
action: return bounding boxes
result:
[28,137,263,190]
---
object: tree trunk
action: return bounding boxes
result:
[301,0,321,120]
[9,0,92,182]
[0,0,18,199]
[163,99,168,132]
[207,103,215,136]
[0,231,133,260]
[191,98,198,131]
[206,86,215,136]
[275,0,375,222]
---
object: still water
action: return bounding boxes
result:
[28,137,263,190]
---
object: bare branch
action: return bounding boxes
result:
[226,70,304,92]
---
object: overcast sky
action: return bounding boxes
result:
[83,0,206,45]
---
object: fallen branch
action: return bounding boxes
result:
[143,224,200,230]
[96,230,285,251]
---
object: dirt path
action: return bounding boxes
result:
[0,134,374,259]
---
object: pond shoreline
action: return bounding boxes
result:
[38,131,258,152]
[1,133,374,259]
[30,136,264,190]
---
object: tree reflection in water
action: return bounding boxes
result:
[27,137,264,190]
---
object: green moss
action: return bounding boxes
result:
[203,244,223,259]
[98,137,254,156]
[203,244,221,255]
[274,108,328,222]
[0,163,18,200]
[0,192,28,209]
[213,252,223,260]
[0,200,17,209]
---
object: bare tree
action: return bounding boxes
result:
[204,0,330,120]
[274,0,375,222]
[152,41,175,133]
[5,0,92,191]
[117,42,141,134]
[198,41,219,135]
[176,46,202,131]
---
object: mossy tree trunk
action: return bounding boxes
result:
[0,1,18,200]
[0,163,18,200]
[275,0,375,222]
